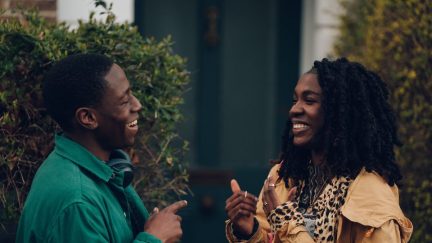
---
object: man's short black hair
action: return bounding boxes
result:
[43,53,113,131]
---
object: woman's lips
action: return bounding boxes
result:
[292,122,310,134]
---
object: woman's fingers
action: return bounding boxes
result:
[230,203,256,217]
[226,191,257,205]
[262,176,282,216]
[226,200,257,216]
[287,187,297,201]
[227,202,256,221]
[267,176,279,209]
[225,191,258,219]
[262,177,271,215]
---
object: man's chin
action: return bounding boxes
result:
[127,136,137,146]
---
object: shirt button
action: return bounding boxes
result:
[124,212,127,217]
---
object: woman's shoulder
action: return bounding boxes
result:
[348,168,400,202]
[341,168,408,228]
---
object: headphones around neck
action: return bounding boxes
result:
[107,149,134,188]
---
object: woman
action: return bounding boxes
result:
[225,58,413,242]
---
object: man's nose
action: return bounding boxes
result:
[131,95,142,112]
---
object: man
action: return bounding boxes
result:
[16,53,187,243]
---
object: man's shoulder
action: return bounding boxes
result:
[28,151,107,206]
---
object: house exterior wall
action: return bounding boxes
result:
[0,0,133,24]
[1,0,57,21]
[300,0,344,73]
[57,0,133,25]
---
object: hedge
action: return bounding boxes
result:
[334,0,432,241]
[0,3,190,227]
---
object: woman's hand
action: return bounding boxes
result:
[262,176,296,216]
[225,179,258,236]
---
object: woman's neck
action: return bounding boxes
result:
[311,150,325,166]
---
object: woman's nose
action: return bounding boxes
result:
[289,102,303,117]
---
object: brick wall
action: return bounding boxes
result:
[1,0,57,22]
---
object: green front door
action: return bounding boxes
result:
[135,0,301,241]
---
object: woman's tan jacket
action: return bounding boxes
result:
[226,164,413,243]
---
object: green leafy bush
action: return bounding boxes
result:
[0,4,190,226]
[334,0,431,241]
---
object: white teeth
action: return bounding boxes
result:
[293,123,308,129]
[127,120,138,127]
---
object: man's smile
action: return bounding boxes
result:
[127,119,138,128]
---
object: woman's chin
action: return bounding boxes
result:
[293,138,311,148]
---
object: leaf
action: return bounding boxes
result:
[94,0,107,9]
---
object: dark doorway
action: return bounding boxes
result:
[135,0,301,241]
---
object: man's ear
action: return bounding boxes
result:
[75,107,98,130]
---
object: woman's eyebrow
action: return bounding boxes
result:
[302,90,321,96]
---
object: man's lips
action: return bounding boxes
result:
[126,119,138,128]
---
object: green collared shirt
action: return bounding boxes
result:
[16,134,161,243]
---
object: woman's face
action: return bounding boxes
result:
[289,73,325,149]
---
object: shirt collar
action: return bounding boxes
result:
[53,133,114,183]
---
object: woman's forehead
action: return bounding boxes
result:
[295,73,321,94]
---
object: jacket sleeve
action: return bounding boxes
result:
[46,202,162,243]
[349,219,412,243]
[134,232,163,243]
[225,219,271,243]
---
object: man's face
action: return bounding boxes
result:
[289,73,325,149]
[94,64,142,150]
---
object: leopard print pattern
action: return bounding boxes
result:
[267,176,352,242]
[267,201,305,233]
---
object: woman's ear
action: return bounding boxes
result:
[75,107,98,130]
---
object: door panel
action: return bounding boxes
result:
[135,0,301,241]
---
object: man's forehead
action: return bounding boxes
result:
[105,64,128,85]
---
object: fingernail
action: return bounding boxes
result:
[183,200,188,205]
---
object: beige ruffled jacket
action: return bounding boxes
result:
[226,164,413,243]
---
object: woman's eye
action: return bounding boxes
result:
[305,98,317,104]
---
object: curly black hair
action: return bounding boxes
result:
[42,53,113,131]
[277,58,402,186]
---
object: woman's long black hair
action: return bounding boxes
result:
[278,58,402,186]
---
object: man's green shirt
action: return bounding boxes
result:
[16,134,161,243]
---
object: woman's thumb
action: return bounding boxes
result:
[230,179,241,193]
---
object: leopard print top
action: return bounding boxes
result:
[267,175,352,242]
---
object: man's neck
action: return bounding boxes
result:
[63,131,110,162]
